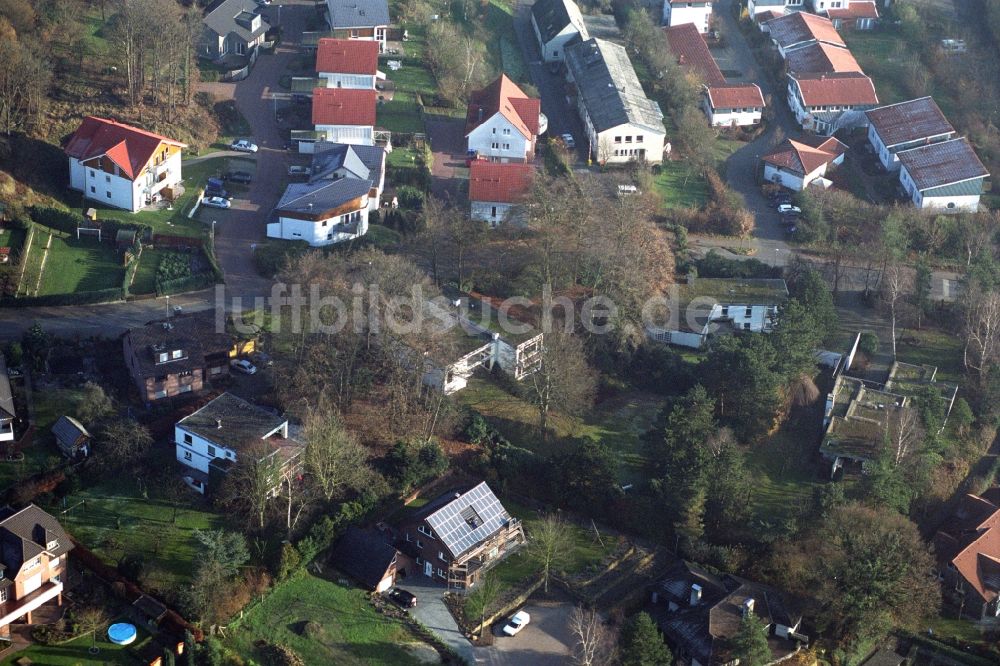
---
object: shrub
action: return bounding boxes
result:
[156,252,192,282]
[260,643,305,666]
[397,185,425,211]
[858,331,879,357]
[274,543,301,581]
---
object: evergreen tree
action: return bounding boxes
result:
[700,335,782,441]
[730,612,772,666]
[704,443,752,535]
[620,612,673,666]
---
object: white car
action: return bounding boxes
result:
[777,204,801,215]
[502,610,530,636]
[202,196,231,209]
[230,359,258,375]
[618,184,639,195]
[560,133,575,149]
[230,139,259,153]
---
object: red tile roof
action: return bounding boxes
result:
[765,11,845,49]
[763,135,847,175]
[951,526,1000,604]
[706,84,765,109]
[826,1,879,20]
[312,88,377,126]
[64,116,186,181]
[785,41,861,74]
[664,24,725,86]
[466,75,541,139]
[468,162,534,203]
[865,97,954,148]
[315,38,379,75]
[792,72,878,106]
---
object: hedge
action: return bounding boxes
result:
[155,273,215,297]
[28,206,152,241]
[1,287,124,307]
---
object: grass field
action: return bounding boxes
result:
[17,229,48,296]
[0,620,152,665]
[227,571,430,665]
[896,327,965,384]
[0,227,25,252]
[377,92,426,133]
[655,137,745,210]
[36,230,124,296]
[48,475,226,592]
[386,146,422,169]
[744,425,825,523]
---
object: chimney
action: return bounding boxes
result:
[216,418,223,429]
[690,583,702,606]
[743,597,755,617]
[478,107,483,122]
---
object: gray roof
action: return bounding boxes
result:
[425,482,513,559]
[326,0,389,29]
[0,504,73,575]
[52,415,90,449]
[275,178,372,215]
[0,353,13,422]
[311,141,385,183]
[530,0,588,45]
[203,0,270,41]
[897,137,989,191]
[866,97,955,148]
[176,392,286,452]
[330,526,399,590]
[124,312,233,381]
[565,38,664,134]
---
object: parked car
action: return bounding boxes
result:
[230,359,257,375]
[617,184,639,196]
[502,610,530,636]
[201,196,231,209]
[291,93,311,105]
[225,171,253,184]
[205,177,229,199]
[777,204,801,215]
[288,165,310,177]
[560,133,576,149]
[256,0,271,5]
[388,588,417,609]
[230,139,259,153]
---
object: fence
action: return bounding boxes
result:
[223,45,260,82]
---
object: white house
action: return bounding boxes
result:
[312,88,376,145]
[663,0,713,34]
[65,116,186,213]
[704,85,765,127]
[762,135,847,190]
[530,0,589,63]
[466,74,543,163]
[897,138,989,212]
[200,0,270,60]
[0,353,14,444]
[865,97,955,171]
[748,0,803,18]
[821,0,879,30]
[174,393,303,494]
[564,38,666,165]
[646,277,789,348]
[468,161,534,226]
[315,38,381,89]
[787,71,878,134]
[325,0,389,52]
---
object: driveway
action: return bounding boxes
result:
[426,118,468,201]
[478,598,576,666]
[397,576,476,665]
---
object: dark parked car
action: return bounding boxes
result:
[388,588,417,608]
[225,171,252,184]
[205,177,229,199]
[292,94,311,105]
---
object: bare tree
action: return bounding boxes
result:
[963,285,1000,377]
[73,606,109,648]
[568,606,616,666]
[98,418,153,469]
[220,441,283,529]
[527,513,573,593]
[0,40,51,135]
[882,261,911,360]
[302,407,374,501]
[886,405,923,467]
[523,331,596,443]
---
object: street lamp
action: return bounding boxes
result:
[277,4,282,25]
[166,294,170,318]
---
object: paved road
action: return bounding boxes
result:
[400,577,477,665]
[478,599,575,666]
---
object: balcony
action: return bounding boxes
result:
[0,581,62,627]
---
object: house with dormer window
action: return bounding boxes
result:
[466,74,544,163]
[200,0,270,60]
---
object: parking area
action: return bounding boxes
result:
[479,598,576,666]
[394,576,476,664]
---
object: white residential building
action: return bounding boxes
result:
[315,38,381,89]
[787,72,878,134]
[762,136,847,191]
[325,0,389,52]
[466,75,543,163]
[663,0,713,34]
[312,88,376,145]
[865,97,955,171]
[748,0,803,17]
[65,117,186,213]
[530,0,589,63]
[897,138,989,212]
[468,161,534,226]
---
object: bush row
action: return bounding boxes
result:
[155,273,215,297]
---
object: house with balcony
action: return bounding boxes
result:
[0,354,14,444]
[174,392,304,494]
[200,0,270,60]
[819,0,879,30]
[645,277,789,348]
[866,97,956,171]
[396,482,525,589]
[122,312,235,404]
[663,0,713,34]
[65,117,187,213]
[325,0,389,52]
[530,0,589,63]
[564,38,666,164]
[897,138,990,212]
[787,71,878,134]
[762,135,847,191]
[0,505,73,640]
[466,74,544,163]
[468,161,534,225]
[312,88,377,146]
[268,142,385,246]
[315,38,381,89]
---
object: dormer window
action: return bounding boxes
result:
[171,349,183,359]
[158,352,168,363]
[47,540,58,551]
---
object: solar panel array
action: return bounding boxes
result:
[426,482,511,558]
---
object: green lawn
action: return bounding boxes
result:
[17,229,48,296]
[36,230,124,296]
[896,327,965,384]
[387,146,422,169]
[0,621,152,665]
[130,247,201,296]
[48,475,226,593]
[0,227,25,252]
[227,571,430,665]
[744,426,826,522]
[0,388,71,493]
[377,92,426,133]
[655,137,745,210]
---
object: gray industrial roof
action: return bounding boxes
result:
[530,0,588,45]
[565,38,664,134]
[425,482,513,559]
[326,0,390,29]
[176,392,286,452]
[866,97,955,148]
[897,137,989,191]
[203,0,270,41]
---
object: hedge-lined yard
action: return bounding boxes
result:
[36,230,124,296]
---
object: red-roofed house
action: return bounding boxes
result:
[468,161,534,226]
[814,0,879,30]
[787,71,878,134]
[65,117,187,213]
[762,135,847,190]
[312,88,377,145]
[934,491,1000,619]
[315,38,381,89]
[466,75,544,163]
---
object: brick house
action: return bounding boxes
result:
[0,505,73,639]
[122,313,234,404]
[396,482,525,590]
